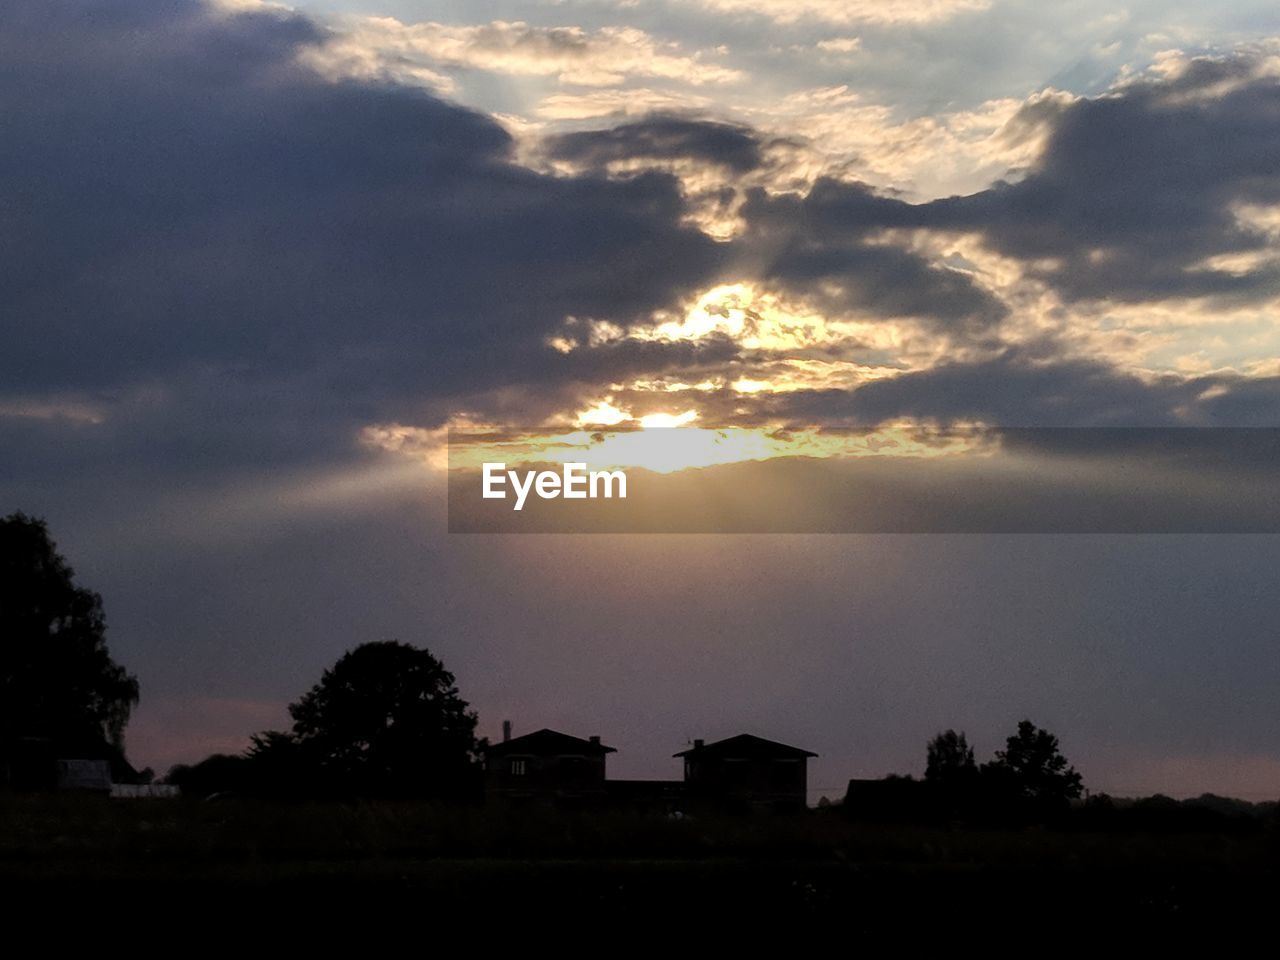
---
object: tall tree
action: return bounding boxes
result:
[271,640,481,799]
[925,729,977,784]
[0,513,139,754]
[983,719,1083,808]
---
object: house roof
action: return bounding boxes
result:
[673,734,817,759]
[486,728,616,756]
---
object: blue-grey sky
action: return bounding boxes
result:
[4,0,1280,799]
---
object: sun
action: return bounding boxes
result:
[436,419,985,477]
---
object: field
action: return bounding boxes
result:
[4,794,1279,931]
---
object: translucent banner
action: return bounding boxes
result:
[447,427,1280,533]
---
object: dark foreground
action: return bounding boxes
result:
[4,795,1279,932]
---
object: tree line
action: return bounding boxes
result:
[0,513,484,797]
[5,511,1274,832]
[838,724,1084,823]
[0,512,1092,810]
[172,639,484,800]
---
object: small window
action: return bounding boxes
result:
[510,759,526,776]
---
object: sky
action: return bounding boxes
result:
[4,0,1280,799]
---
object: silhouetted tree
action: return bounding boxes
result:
[925,729,977,784]
[923,729,980,818]
[982,720,1082,811]
[240,729,322,797]
[165,753,251,797]
[258,640,482,800]
[0,513,139,768]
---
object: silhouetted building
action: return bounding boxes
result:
[56,758,112,792]
[484,727,615,806]
[675,734,817,813]
[1,736,129,792]
[843,776,929,820]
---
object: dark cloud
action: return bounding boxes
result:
[924,55,1280,303]
[0,0,728,452]
[724,51,1280,325]
[841,351,1205,426]
[543,115,768,174]
[735,183,1010,336]
[13,2,1279,463]
[701,348,1280,431]
[1196,375,1280,425]
[4,2,1280,459]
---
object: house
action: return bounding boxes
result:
[843,776,930,820]
[1,735,133,792]
[675,734,817,813]
[484,725,615,806]
[56,758,113,792]
[482,725,818,814]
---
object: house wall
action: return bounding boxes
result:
[685,756,808,812]
[485,751,608,803]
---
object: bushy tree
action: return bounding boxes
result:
[258,640,482,800]
[925,729,977,784]
[982,719,1083,810]
[0,513,139,757]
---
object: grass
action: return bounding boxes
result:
[3,793,1279,927]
